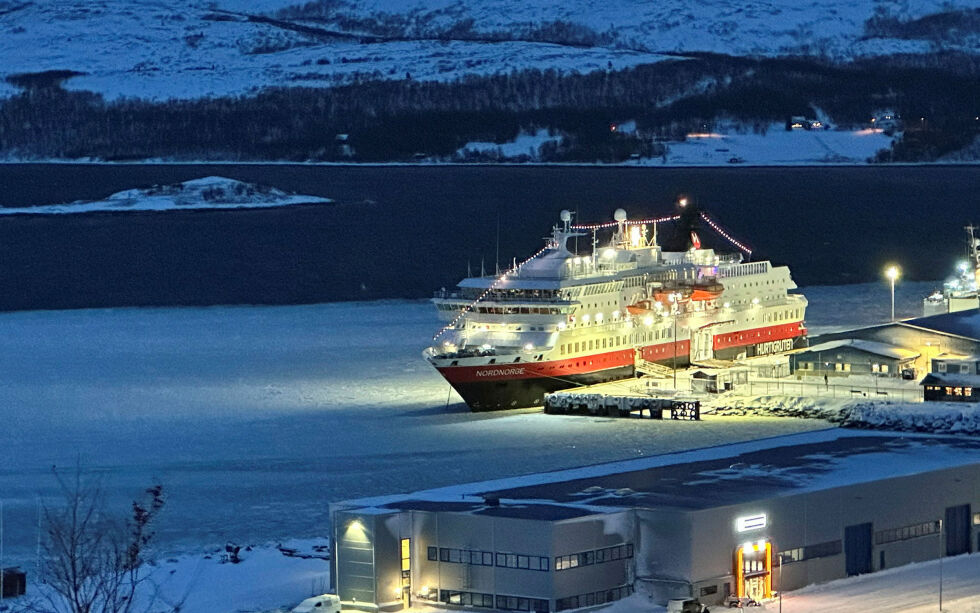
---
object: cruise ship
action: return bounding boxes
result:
[923,225,980,316]
[425,208,808,410]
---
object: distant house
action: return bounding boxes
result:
[609,120,637,135]
[789,339,918,378]
[921,373,980,402]
[871,111,901,132]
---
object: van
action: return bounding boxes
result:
[291,594,341,613]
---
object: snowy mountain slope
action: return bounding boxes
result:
[0,0,974,100]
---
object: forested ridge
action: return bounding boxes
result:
[1,52,977,162]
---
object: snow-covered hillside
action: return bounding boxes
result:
[0,0,974,100]
[0,176,331,214]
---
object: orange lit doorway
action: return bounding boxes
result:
[735,540,772,601]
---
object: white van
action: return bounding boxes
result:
[291,594,341,613]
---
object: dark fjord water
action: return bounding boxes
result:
[0,164,976,310]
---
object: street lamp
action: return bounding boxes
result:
[885,265,901,321]
[669,292,681,389]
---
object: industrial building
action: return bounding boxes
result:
[330,430,980,611]
[805,310,980,378]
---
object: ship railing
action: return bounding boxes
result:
[716,261,770,278]
[434,290,571,305]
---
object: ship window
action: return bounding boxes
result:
[560,345,565,355]
[574,342,580,353]
[589,340,593,350]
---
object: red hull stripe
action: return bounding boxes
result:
[437,322,807,384]
[640,340,690,361]
[713,321,806,351]
[438,349,634,383]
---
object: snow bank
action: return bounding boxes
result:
[712,395,980,435]
[0,176,332,214]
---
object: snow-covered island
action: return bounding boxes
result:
[0,176,332,214]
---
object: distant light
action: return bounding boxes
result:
[885,265,900,281]
[723,302,731,309]
[557,321,567,331]
[958,261,970,272]
[678,197,688,208]
[752,297,760,305]
[602,248,616,259]
[595,312,604,322]
[613,310,621,319]
[643,316,653,327]
[581,314,590,323]
[524,343,534,352]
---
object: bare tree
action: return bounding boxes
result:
[23,466,172,613]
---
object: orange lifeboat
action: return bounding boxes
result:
[626,300,655,315]
[653,287,692,304]
[690,282,724,301]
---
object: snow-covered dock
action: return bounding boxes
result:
[543,379,701,420]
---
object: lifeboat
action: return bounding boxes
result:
[690,281,724,301]
[626,299,655,315]
[652,287,692,304]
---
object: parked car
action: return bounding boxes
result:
[667,598,710,613]
[723,594,761,608]
[291,594,341,613]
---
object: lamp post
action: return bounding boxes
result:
[669,292,680,389]
[885,265,901,321]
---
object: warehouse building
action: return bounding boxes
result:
[330,430,980,611]
[808,310,980,377]
[788,338,918,378]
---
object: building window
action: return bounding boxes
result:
[556,585,633,612]
[778,540,842,564]
[875,520,941,545]
[441,590,493,608]
[555,543,633,571]
[495,552,549,571]
[700,585,718,597]
[496,595,548,613]
[428,546,437,561]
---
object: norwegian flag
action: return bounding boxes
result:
[690,231,701,249]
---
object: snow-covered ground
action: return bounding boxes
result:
[0,0,974,100]
[451,124,900,165]
[659,127,898,166]
[0,176,330,214]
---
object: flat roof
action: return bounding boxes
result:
[901,311,980,341]
[337,430,980,518]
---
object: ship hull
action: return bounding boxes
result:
[433,324,806,411]
[438,364,635,411]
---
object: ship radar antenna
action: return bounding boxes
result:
[560,209,572,232]
[613,208,627,246]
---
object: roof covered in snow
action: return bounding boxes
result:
[797,339,919,360]
[901,310,980,341]
[338,429,980,517]
[921,373,980,388]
